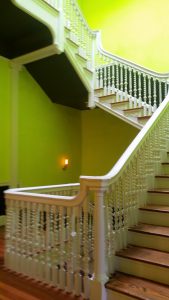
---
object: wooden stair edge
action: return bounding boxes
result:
[111,100,129,105]
[98,93,115,99]
[123,106,143,112]
[137,115,151,120]
[128,223,169,237]
[155,175,169,178]
[148,188,169,194]
[116,245,169,268]
[106,272,169,300]
[139,205,169,213]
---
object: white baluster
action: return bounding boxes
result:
[103,66,107,95]
[143,74,147,115]
[111,63,115,93]
[133,70,137,108]
[120,64,124,100]
[138,72,142,107]
[90,188,108,300]
[148,76,152,115]
[159,80,162,104]
[74,206,83,296]
[107,65,111,95]
[129,68,133,108]
[115,63,120,101]
[124,66,128,100]
[153,78,157,111]
[99,68,103,89]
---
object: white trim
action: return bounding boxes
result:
[11,45,61,65]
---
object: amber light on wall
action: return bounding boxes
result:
[63,158,69,170]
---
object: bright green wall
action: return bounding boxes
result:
[0,57,11,184]
[18,68,82,187]
[81,108,138,176]
[0,57,82,187]
[78,0,169,72]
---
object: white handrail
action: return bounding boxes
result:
[95,31,169,79]
[81,91,169,182]
[6,92,169,201]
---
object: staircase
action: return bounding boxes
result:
[95,88,152,129]
[3,1,169,300]
[106,150,169,299]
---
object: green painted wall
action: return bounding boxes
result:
[81,108,138,176]
[0,57,138,186]
[18,68,82,187]
[0,57,82,187]
[0,57,11,185]
[78,0,169,72]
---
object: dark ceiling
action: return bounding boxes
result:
[26,53,88,110]
[0,0,52,58]
[0,0,88,109]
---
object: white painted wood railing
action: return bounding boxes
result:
[95,32,169,114]
[63,0,95,71]
[5,93,169,299]
[42,0,169,114]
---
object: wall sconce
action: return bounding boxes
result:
[63,158,69,170]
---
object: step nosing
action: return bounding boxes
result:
[148,189,169,194]
[128,228,169,237]
[140,208,169,213]
[116,247,169,268]
[116,253,169,268]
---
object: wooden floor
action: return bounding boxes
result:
[0,226,83,300]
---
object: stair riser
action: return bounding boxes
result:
[139,210,169,226]
[107,289,137,300]
[99,95,116,103]
[116,257,169,285]
[154,178,169,188]
[147,193,169,205]
[128,231,169,252]
[124,110,144,118]
[111,102,130,110]
[160,165,169,174]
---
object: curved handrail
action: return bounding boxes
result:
[95,31,169,79]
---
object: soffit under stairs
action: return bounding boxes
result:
[0,0,88,109]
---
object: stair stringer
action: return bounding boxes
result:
[95,99,143,130]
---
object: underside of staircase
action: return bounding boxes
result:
[106,150,169,299]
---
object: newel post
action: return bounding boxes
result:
[90,186,108,300]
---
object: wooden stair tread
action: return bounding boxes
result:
[137,115,151,120]
[111,100,129,106]
[94,87,103,91]
[140,205,169,213]
[98,94,115,99]
[106,272,169,300]
[123,107,143,112]
[116,245,169,268]
[129,223,169,237]
[148,188,169,194]
[155,175,169,178]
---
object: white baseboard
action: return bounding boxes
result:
[0,215,6,226]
